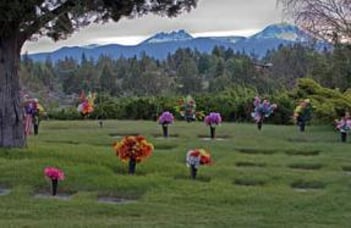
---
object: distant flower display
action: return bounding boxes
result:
[77,91,96,116]
[113,135,154,163]
[44,167,65,181]
[158,111,174,125]
[175,95,205,122]
[251,96,277,123]
[204,112,222,126]
[186,149,212,168]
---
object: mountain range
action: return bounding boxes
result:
[28,23,326,62]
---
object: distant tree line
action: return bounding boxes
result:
[19,43,351,124]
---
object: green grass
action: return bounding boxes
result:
[1,120,351,227]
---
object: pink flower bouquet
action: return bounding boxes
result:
[44,167,64,195]
[158,111,174,137]
[204,112,222,138]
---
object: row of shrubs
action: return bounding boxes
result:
[47,79,351,125]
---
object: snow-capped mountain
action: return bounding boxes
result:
[249,23,309,42]
[28,24,328,62]
[143,29,193,43]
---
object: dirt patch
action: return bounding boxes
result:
[174,174,211,182]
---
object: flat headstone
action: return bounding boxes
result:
[34,192,72,200]
[0,188,11,196]
[97,196,136,204]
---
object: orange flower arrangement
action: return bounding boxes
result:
[113,135,154,163]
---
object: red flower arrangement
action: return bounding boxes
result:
[186,149,211,179]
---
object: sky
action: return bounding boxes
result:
[22,0,286,54]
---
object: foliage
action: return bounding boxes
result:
[279,0,351,43]
[292,78,351,122]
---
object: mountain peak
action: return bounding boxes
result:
[144,29,193,44]
[250,23,309,42]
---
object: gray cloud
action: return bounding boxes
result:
[23,0,284,54]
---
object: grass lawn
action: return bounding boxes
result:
[1,120,351,227]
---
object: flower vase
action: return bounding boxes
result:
[162,124,168,138]
[299,121,305,132]
[51,179,58,196]
[210,126,216,139]
[190,164,197,179]
[128,158,136,174]
[257,121,262,131]
[341,132,347,142]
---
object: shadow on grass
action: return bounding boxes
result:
[44,140,80,145]
[153,143,178,150]
[237,148,276,155]
[233,178,266,187]
[235,161,266,167]
[174,174,211,183]
[288,163,322,170]
[285,150,320,156]
[342,166,351,172]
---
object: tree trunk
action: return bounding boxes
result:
[0,35,25,147]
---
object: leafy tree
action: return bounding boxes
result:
[279,0,351,43]
[0,0,198,147]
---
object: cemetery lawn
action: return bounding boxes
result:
[0,120,351,227]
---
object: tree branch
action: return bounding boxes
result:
[19,0,76,44]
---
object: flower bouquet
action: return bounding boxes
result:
[113,135,154,174]
[335,112,351,142]
[293,99,312,132]
[251,96,277,130]
[44,167,65,196]
[204,112,222,139]
[175,95,204,122]
[158,111,174,137]
[77,91,96,117]
[186,149,211,179]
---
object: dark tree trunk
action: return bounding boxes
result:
[0,34,25,147]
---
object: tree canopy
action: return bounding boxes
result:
[0,0,197,43]
[279,0,351,43]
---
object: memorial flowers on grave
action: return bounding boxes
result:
[113,135,154,174]
[186,149,211,179]
[44,167,65,196]
[204,112,222,139]
[77,90,96,117]
[293,99,312,132]
[251,96,277,130]
[158,111,174,137]
[335,112,351,142]
[175,95,205,122]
